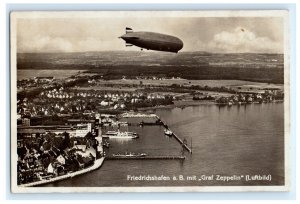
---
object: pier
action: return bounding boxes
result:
[159,118,193,154]
[171,132,192,154]
[106,155,185,160]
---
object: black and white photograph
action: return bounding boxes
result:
[10,10,290,193]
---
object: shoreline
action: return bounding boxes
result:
[137,100,284,111]
[19,157,105,187]
[137,100,216,111]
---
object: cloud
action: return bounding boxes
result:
[18,35,123,53]
[17,20,283,53]
[18,35,74,53]
[76,37,122,52]
[205,27,282,53]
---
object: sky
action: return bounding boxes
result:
[16,15,284,53]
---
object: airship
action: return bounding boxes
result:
[119,27,183,53]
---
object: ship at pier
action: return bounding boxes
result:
[164,129,173,136]
[102,130,139,139]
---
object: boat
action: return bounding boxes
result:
[164,129,173,136]
[112,152,147,158]
[102,130,139,139]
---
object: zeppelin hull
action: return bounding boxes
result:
[120,31,183,53]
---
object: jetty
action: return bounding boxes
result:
[171,132,192,154]
[158,118,193,154]
[106,155,185,160]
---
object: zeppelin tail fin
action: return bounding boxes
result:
[126,27,133,33]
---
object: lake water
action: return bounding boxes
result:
[17,69,87,80]
[43,103,284,187]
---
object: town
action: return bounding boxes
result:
[16,72,284,185]
[17,74,284,117]
[18,120,104,185]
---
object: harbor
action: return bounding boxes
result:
[20,105,278,187]
[39,103,284,187]
[18,111,191,187]
[17,104,284,187]
[102,113,191,160]
[118,113,193,154]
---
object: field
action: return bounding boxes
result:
[95,79,283,89]
[17,67,283,93]
[73,86,137,92]
[17,51,285,84]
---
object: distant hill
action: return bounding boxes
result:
[17,51,284,83]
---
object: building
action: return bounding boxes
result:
[56,155,66,165]
[22,118,31,126]
[75,123,92,137]
[17,127,46,138]
[34,76,54,83]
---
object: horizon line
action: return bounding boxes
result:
[16,51,284,55]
